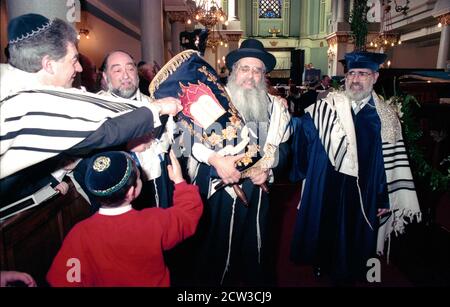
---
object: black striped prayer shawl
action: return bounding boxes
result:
[305,90,421,256]
[0,88,141,179]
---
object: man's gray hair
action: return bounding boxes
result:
[8,18,78,72]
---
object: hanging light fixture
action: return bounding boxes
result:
[186,0,227,28]
[185,0,228,49]
[77,28,90,40]
[368,1,400,51]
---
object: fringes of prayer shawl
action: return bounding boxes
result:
[374,94,421,255]
[376,138,421,256]
[149,50,199,98]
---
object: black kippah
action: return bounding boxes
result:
[8,13,52,44]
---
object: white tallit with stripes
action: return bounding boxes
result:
[305,90,421,256]
[0,64,146,179]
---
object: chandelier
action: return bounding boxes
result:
[206,30,228,50]
[185,0,228,49]
[186,0,227,28]
[77,28,90,40]
[369,1,402,50]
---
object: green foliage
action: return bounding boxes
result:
[349,0,369,51]
[331,79,341,90]
[387,90,450,192]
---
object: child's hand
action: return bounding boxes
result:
[54,182,69,195]
[167,150,184,184]
[0,271,36,287]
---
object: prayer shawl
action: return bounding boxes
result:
[305,90,421,255]
[97,89,176,181]
[0,64,150,179]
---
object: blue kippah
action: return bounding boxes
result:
[8,13,52,44]
[85,151,134,197]
[345,51,387,72]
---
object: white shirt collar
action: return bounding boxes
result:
[99,204,133,216]
[351,94,372,113]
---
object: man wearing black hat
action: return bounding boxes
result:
[0,14,181,209]
[290,51,420,284]
[190,39,291,286]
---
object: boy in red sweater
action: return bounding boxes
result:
[47,150,202,287]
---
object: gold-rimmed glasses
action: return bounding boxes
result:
[346,71,373,81]
[237,65,264,76]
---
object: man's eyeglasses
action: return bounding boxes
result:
[238,65,264,76]
[346,71,373,80]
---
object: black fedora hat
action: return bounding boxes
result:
[225,38,276,73]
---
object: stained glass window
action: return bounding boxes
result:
[259,0,282,19]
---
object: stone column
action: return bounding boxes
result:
[167,11,187,55]
[331,0,337,22]
[436,13,450,69]
[140,0,164,66]
[349,0,355,17]
[337,0,345,23]
[226,0,241,31]
[228,0,238,21]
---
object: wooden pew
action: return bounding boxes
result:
[0,182,92,286]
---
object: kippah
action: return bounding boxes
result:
[85,151,133,197]
[8,13,53,44]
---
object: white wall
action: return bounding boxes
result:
[0,8,141,69]
[77,11,141,69]
[389,42,439,68]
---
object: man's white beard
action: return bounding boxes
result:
[227,75,270,124]
[345,82,372,101]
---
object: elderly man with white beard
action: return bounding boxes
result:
[189,39,291,286]
[290,51,420,285]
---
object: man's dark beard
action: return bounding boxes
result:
[227,73,270,124]
[107,79,138,99]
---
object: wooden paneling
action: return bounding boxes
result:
[0,183,92,286]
